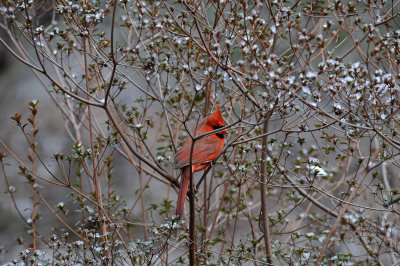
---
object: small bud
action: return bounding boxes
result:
[11,113,22,124]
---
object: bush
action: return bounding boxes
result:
[0,0,399,264]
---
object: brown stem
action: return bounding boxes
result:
[260,118,273,265]
[315,146,381,265]
[31,112,37,251]
[189,140,197,265]
[138,161,148,240]
[189,168,196,265]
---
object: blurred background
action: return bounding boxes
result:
[0,33,161,262]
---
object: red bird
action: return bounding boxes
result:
[174,106,228,217]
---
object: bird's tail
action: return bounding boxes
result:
[176,167,191,217]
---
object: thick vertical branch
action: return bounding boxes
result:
[260,118,273,265]
[138,161,148,240]
[202,99,210,262]
[189,167,196,265]
[31,108,37,251]
[189,140,196,265]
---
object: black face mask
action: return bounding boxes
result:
[212,125,225,139]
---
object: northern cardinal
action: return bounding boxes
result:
[174,106,228,217]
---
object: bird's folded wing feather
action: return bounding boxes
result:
[174,137,220,169]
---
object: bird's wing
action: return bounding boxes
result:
[174,136,222,169]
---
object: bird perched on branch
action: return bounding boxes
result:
[174,106,228,217]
